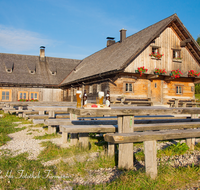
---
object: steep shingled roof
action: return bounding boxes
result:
[60,14,200,86]
[0,53,81,87]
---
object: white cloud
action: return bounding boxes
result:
[0,25,54,52]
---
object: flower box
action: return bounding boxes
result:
[170,69,183,78]
[188,70,200,77]
[137,66,148,76]
[154,68,167,75]
[149,52,164,59]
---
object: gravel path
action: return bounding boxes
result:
[0,124,63,160]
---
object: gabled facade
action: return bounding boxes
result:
[60,14,200,105]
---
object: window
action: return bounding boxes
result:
[2,91,9,100]
[97,84,101,92]
[176,86,182,94]
[0,89,12,101]
[29,92,39,100]
[152,47,159,54]
[18,91,28,100]
[89,85,93,94]
[173,50,181,59]
[125,83,133,92]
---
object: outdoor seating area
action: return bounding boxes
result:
[167,98,200,108]
[1,100,200,180]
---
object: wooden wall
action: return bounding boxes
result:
[124,27,200,75]
[0,87,63,102]
[163,80,195,103]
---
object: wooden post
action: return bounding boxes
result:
[118,115,134,169]
[39,110,45,115]
[49,110,55,118]
[62,132,68,144]
[108,142,115,157]
[18,106,23,111]
[48,125,56,134]
[79,133,89,148]
[70,113,78,120]
[174,99,179,108]
[71,87,74,102]
[70,133,78,145]
[186,138,195,150]
[144,140,157,179]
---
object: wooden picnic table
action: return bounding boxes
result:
[68,106,200,172]
[31,106,75,118]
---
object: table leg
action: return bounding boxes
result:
[118,115,134,169]
[70,133,78,145]
[186,138,195,150]
[79,133,89,148]
[49,110,55,118]
[70,113,78,120]
[39,110,45,115]
[62,132,68,144]
[144,140,157,179]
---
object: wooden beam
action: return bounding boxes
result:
[180,39,192,47]
[147,74,159,79]
[104,128,200,143]
[194,78,200,84]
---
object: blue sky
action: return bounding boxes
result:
[0,0,199,60]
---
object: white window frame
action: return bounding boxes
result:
[176,86,182,94]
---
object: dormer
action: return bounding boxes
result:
[48,60,57,75]
[4,60,14,73]
[26,61,36,75]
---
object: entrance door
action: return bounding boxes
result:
[151,80,162,104]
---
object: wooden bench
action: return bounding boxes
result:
[104,122,200,179]
[167,99,200,108]
[112,98,153,106]
[60,125,117,149]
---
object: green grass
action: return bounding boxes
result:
[34,133,61,140]
[157,142,189,158]
[79,164,200,190]
[0,153,53,189]
[195,94,200,101]
[37,137,106,162]
[0,111,32,146]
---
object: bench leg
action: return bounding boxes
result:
[48,125,57,134]
[144,140,157,179]
[108,142,115,157]
[62,132,68,144]
[49,111,55,118]
[18,113,23,117]
[18,106,23,111]
[79,133,89,148]
[70,113,78,120]
[22,112,26,118]
[186,138,195,150]
[118,143,133,169]
[39,110,45,115]
[70,133,78,145]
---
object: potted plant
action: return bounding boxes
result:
[154,68,167,75]
[170,69,183,78]
[188,70,200,77]
[149,52,164,59]
[173,56,182,60]
[18,99,27,102]
[136,66,148,76]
